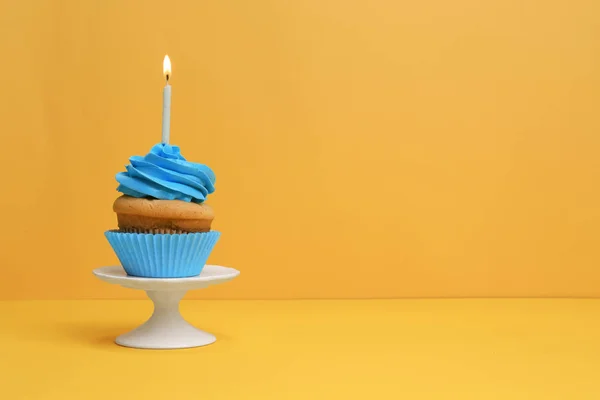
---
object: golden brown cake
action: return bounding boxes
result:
[113,195,215,233]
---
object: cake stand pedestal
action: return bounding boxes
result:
[93,265,240,350]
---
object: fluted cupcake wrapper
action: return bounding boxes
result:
[119,227,205,234]
[105,231,220,278]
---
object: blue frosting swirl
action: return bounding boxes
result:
[116,144,215,203]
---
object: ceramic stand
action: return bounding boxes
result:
[93,265,239,350]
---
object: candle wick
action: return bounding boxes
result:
[166,74,170,83]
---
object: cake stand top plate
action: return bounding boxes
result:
[93,265,240,291]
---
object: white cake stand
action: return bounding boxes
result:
[93,265,240,350]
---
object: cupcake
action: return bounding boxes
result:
[105,143,220,278]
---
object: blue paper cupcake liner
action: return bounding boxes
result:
[105,230,220,278]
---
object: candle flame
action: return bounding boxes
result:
[163,55,172,80]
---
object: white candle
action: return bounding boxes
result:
[162,55,172,144]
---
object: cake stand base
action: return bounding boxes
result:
[93,265,239,350]
[116,290,216,349]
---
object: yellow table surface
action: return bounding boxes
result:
[1,299,599,399]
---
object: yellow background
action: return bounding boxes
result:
[4,299,600,399]
[1,0,599,299]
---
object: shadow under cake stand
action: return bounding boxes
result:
[93,265,240,349]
